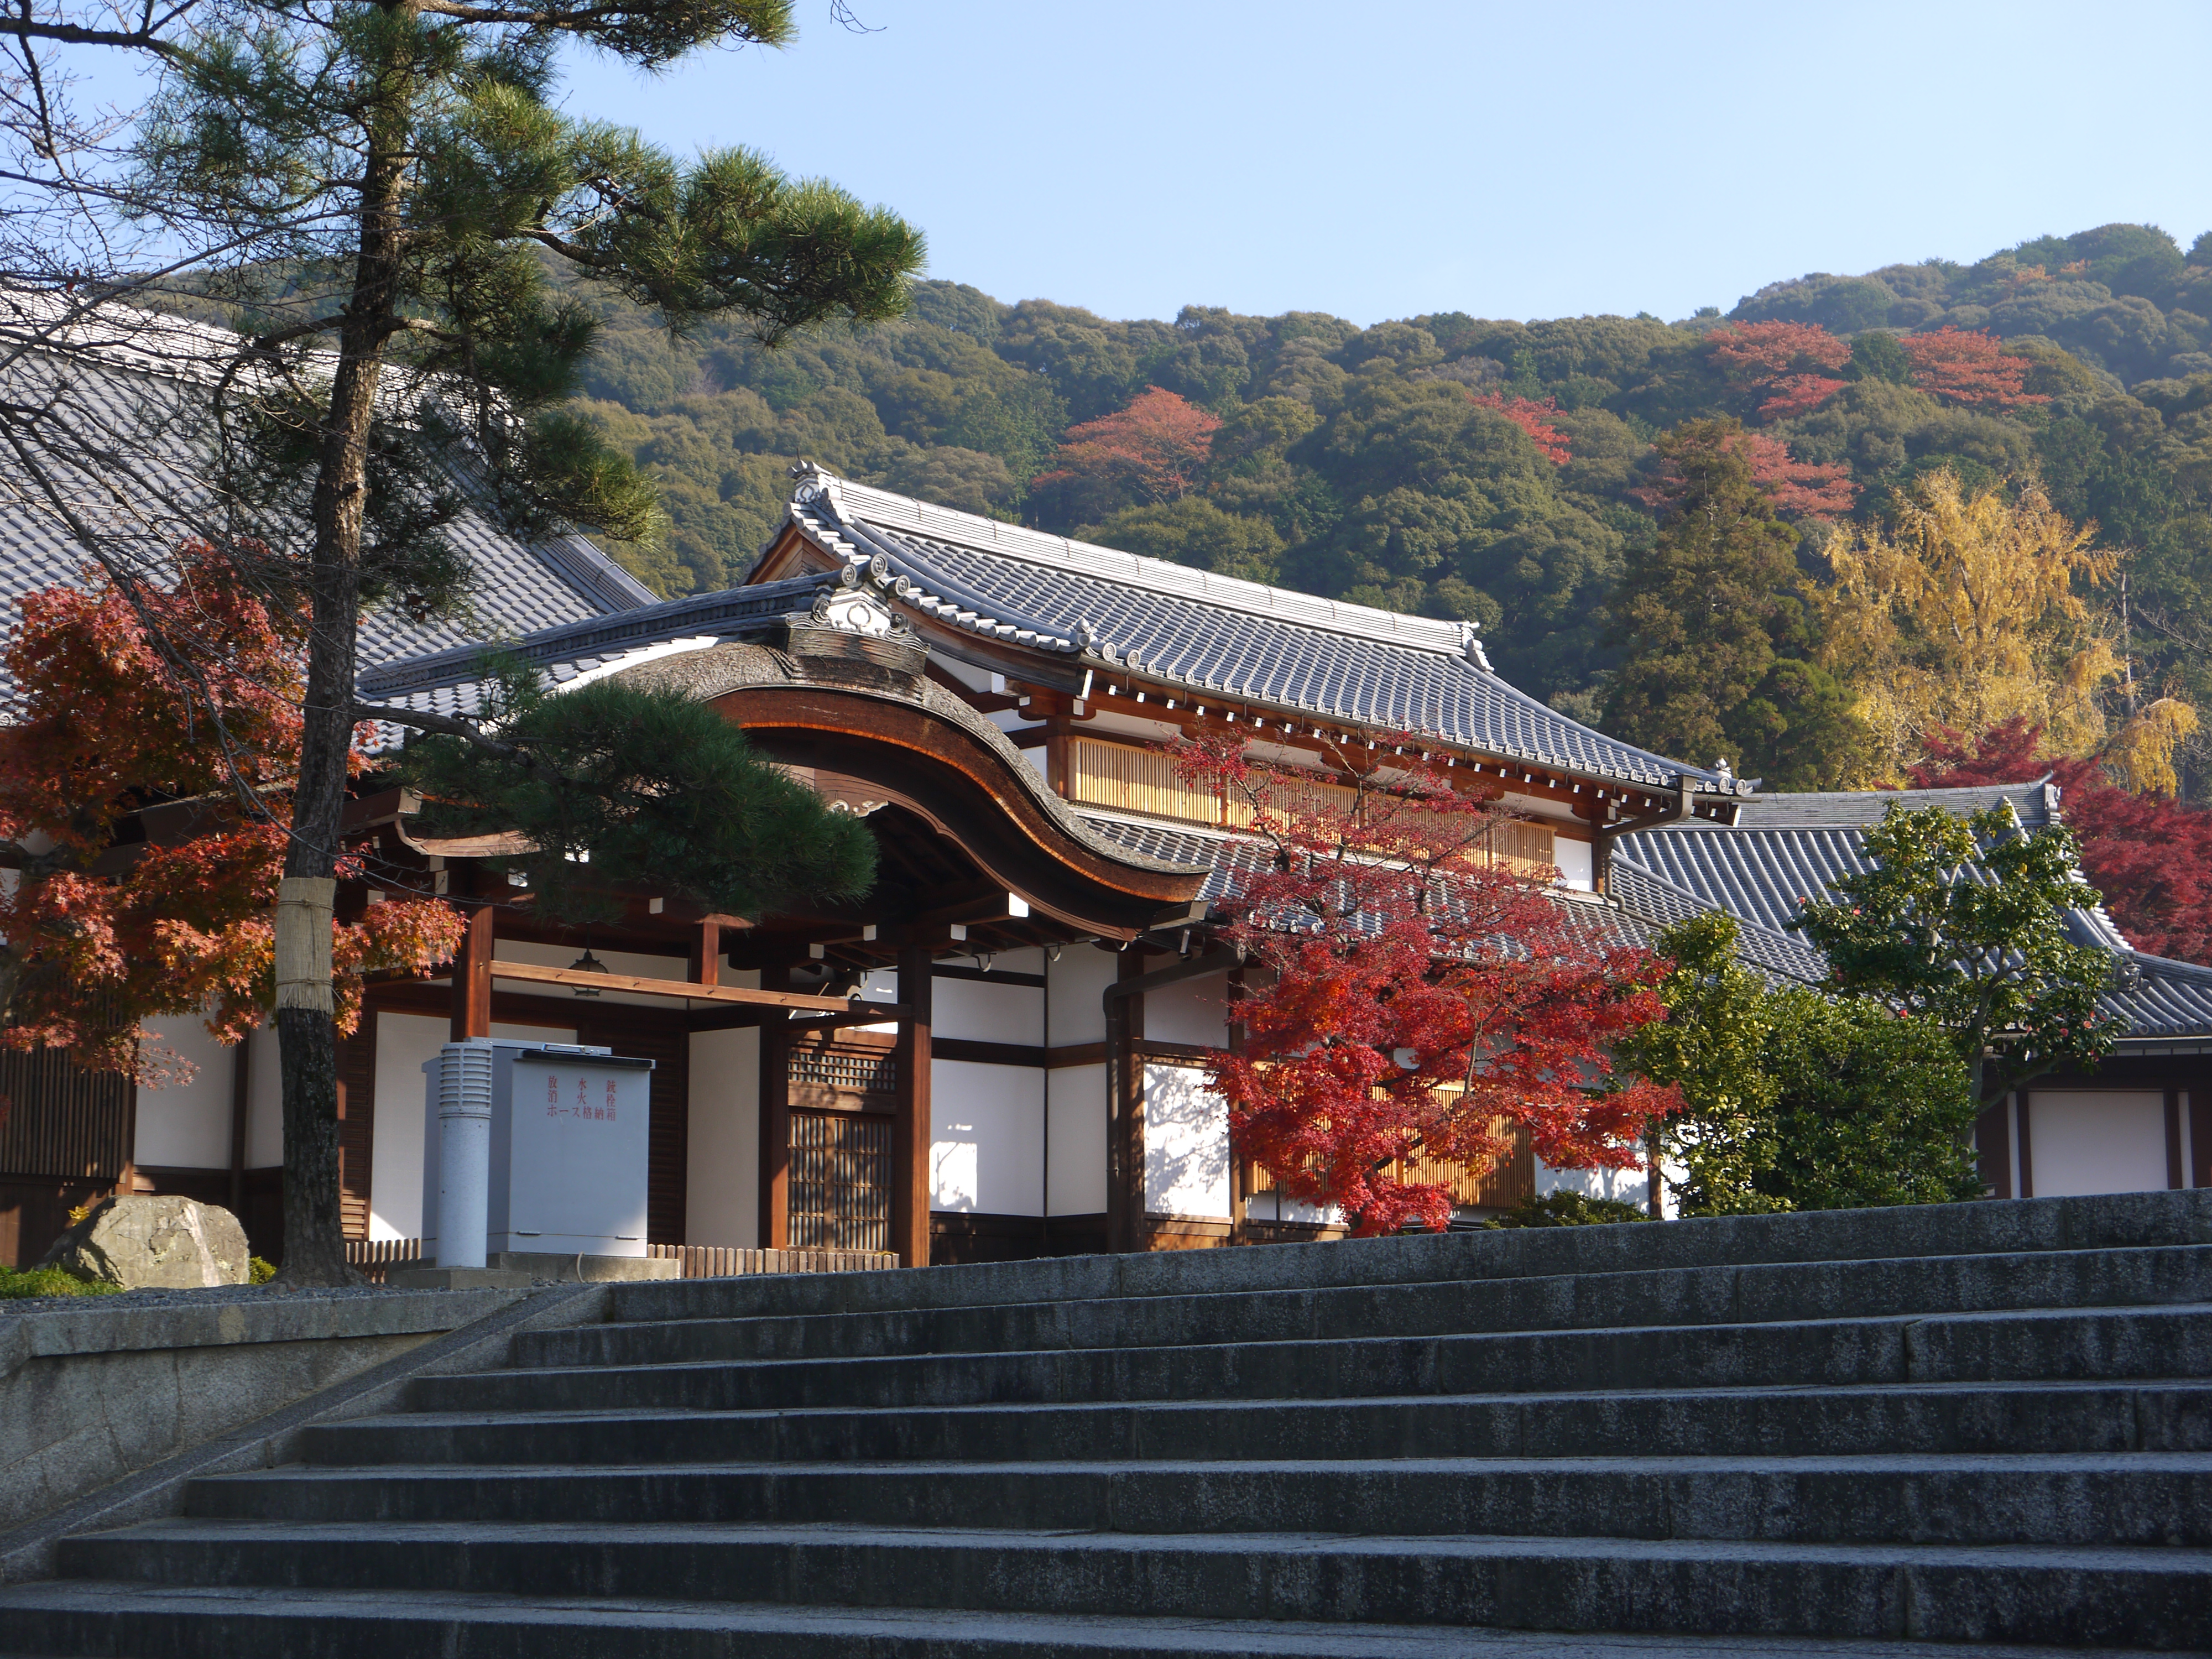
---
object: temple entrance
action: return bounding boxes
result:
[785,1034,897,1254]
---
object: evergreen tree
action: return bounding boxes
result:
[1621,914,1980,1215]
[0,0,923,1281]
[1601,419,1866,787]
[1792,801,2119,1108]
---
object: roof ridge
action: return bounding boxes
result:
[809,468,1477,658]
[358,571,833,696]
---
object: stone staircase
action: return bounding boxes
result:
[4,1192,2212,1656]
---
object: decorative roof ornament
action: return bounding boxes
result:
[1714,758,1734,779]
[1458,622,1494,671]
[807,580,905,639]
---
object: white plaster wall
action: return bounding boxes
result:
[1047,946,1118,1046]
[1142,972,1230,1048]
[1245,1190,1344,1227]
[930,975,1043,1043]
[687,1025,759,1246]
[368,1013,446,1240]
[1142,1062,1230,1218]
[932,1058,1043,1215]
[133,1015,234,1169]
[2028,1091,2169,1197]
[1535,1155,1677,1218]
[1553,837,1594,891]
[1047,1062,1108,1215]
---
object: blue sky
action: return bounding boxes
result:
[555,0,2212,326]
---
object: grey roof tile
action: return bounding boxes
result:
[0,296,655,704]
[793,473,1751,798]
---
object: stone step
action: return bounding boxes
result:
[409,1303,2212,1415]
[302,1378,2212,1467]
[164,1453,2212,1546]
[0,1579,2169,1659]
[32,1523,2212,1646]
[598,1190,2212,1329]
[514,1244,2212,1370]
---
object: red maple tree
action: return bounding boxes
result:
[1470,392,1572,463]
[1909,718,2212,963]
[1031,386,1222,508]
[0,546,462,1080]
[1902,327,2047,410]
[1635,423,1853,523]
[1735,431,1856,521]
[1176,732,1680,1234]
[1705,321,1850,421]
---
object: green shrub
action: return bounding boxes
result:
[0,1264,123,1299]
[1480,1190,1649,1229]
[248,1256,276,1284]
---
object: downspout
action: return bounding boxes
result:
[1102,946,1239,1254]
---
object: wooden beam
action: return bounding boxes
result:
[689,919,721,987]
[893,944,933,1270]
[451,904,495,1040]
[758,964,791,1253]
[487,959,853,1011]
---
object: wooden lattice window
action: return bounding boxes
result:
[788,1109,893,1254]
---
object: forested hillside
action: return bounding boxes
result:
[560,222,2212,804]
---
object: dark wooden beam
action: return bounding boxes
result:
[893,944,933,1270]
[759,963,791,1253]
[450,904,494,1041]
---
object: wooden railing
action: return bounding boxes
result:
[648,1243,898,1276]
[345,1237,423,1284]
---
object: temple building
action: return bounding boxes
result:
[4,460,2209,1267]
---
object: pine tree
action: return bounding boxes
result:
[1603,419,1866,788]
[0,0,924,1281]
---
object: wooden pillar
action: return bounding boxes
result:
[450,903,494,1041]
[1108,948,1147,1254]
[893,943,933,1269]
[758,963,791,1251]
[227,1034,251,1215]
[688,919,721,987]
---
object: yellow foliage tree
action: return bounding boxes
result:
[1820,469,2123,781]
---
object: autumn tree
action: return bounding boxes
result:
[1604,419,1867,790]
[1734,431,1856,523]
[1469,392,1571,464]
[0,549,460,1081]
[1820,468,2126,780]
[1029,387,1221,521]
[1175,732,1679,1235]
[0,0,923,1281]
[1902,328,2048,410]
[1705,321,1850,420]
[1792,801,2119,1109]
[1912,718,2212,963]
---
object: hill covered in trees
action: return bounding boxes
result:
[561,221,2212,804]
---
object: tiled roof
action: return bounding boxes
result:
[356,573,837,718]
[1611,798,2212,1043]
[786,472,1754,799]
[0,293,655,703]
[1604,861,1830,986]
[1733,781,2059,830]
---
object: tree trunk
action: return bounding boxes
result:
[275,56,411,1287]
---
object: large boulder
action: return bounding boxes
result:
[38,1194,251,1288]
